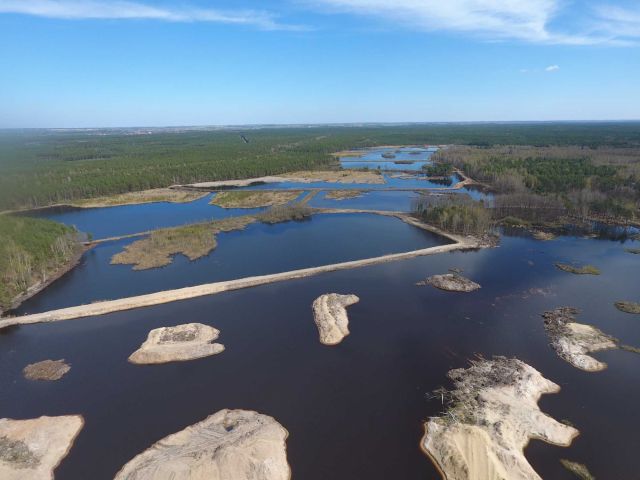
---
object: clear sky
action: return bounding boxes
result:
[1,0,639,127]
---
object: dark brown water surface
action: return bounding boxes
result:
[0,233,639,479]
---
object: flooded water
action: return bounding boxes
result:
[1,231,638,480]
[2,181,639,480]
[339,147,436,171]
[25,194,267,240]
[13,213,449,315]
[308,190,420,211]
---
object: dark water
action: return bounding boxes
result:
[340,147,435,171]
[0,233,638,479]
[26,194,267,240]
[13,213,449,315]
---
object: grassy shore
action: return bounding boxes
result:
[69,189,208,208]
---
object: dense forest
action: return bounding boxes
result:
[0,215,80,312]
[2,123,640,210]
[432,145,640,224]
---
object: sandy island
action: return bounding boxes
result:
[312,293,360,345]
[129,323,224,364]
[422,357,578,480]
[542,307,618,372]
[114,409,290,480]
[0,415,84,480]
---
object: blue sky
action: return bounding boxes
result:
[0,0,639,127]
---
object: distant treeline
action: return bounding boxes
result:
[2,123,640,210]
[432,145,640,224]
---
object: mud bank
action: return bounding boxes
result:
[422,357,578,480]
[114,409,289,480]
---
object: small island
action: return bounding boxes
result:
[22,359,70,381]
[542,307,618,372]
[129,323,225,364]
[417,273,481,292]
[312,293,360,346]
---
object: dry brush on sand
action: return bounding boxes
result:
[422,357,578,480]
[114,409,290,480]
[542,307,621,372]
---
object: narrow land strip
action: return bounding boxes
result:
[0,214,482,329]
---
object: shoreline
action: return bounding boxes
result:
[4,243,93,317]
[0,213,483,329]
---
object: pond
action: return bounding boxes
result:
[1,232,638,480]
[339,147,436,171]
[25,193,267,240]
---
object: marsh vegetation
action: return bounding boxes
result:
[210,191,301,208]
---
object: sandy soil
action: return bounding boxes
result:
[129,323,224,364]
[0,415,84,480]
[22,359,70,381]
[114,409,290,480]
[312,294,360,345]
[210,191,301,208]
[542,307,618,372]
[422,357,578,480]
